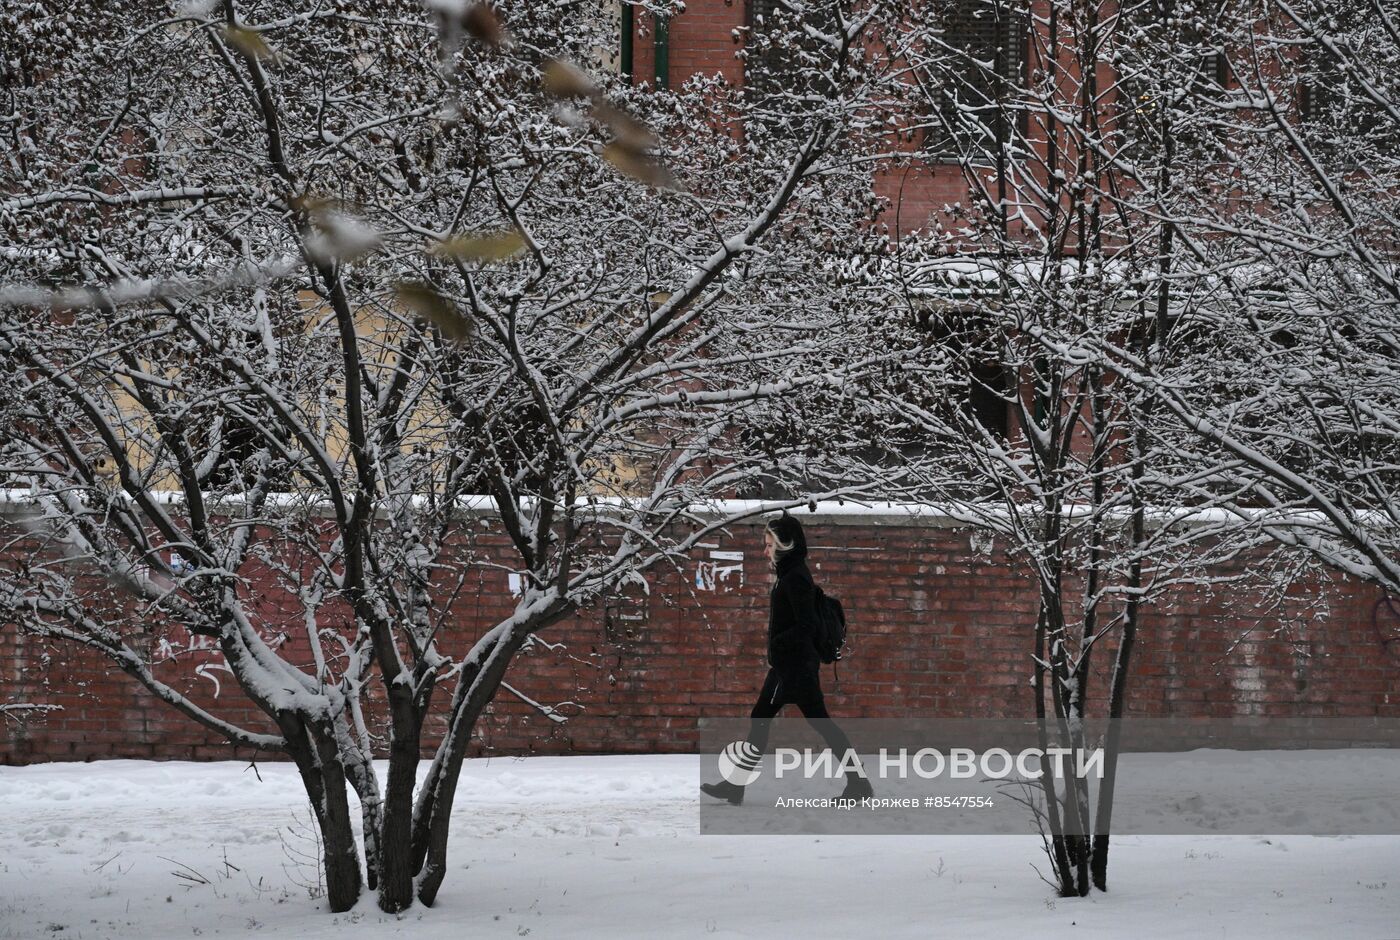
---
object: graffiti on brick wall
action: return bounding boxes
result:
[150,631,232,697]
[145,551,290,698]
[149,628,289,699]
[695,550,744,592]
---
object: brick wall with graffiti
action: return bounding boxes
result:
[4,511,1400,764]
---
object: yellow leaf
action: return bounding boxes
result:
[463,3,505,46]
[221,25,273,60]
[602,143,680,191]
[541,59,596,99]
[290,193,336,214]
[395,282,474,343]
[594,104,659,151]
[432,229,526,263]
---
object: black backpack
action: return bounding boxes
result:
[812,586,847,664]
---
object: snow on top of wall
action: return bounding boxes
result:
[3,487,1390,533]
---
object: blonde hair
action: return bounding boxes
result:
[765,520,796,556]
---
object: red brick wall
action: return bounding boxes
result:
[662,0,745,88]
[4,513,1399,764]
[628,1,1010,237]
[629,2,742,92]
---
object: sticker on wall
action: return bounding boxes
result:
[969,529,995,558]
[695,550,745,592]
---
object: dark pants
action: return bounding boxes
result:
[745,668,859,768]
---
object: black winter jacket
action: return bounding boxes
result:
[766,552,822,701]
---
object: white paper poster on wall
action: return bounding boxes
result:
[695,550,744,592]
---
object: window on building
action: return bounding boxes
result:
[919,0,1029,160]
[1112,5,1232,165]
[745,0,844,117]
[916,304,1012,439]
[1299,21,1398,159]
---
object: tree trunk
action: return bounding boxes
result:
[1091,421,1148,891]
[280,716,364,912]
[378,682,430,913]
[415,638,524,906]
[1033,605,1078,896]
[337,721,383,892]
[414,602,568,906]
[1090,591,1138,891]
[312,727,365,912]
[410,667,483,880]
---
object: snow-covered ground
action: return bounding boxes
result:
[1,755,1396,938]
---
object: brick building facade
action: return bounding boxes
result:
[622,0,978,236]
[4,5,1397,765]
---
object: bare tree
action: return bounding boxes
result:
[855,0,1318,896]
[1070,0,1400,597]
[0,0,909,914]
[948,0,1400,894]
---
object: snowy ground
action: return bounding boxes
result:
[1,755,1397,939]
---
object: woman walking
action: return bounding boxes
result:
[701,514,873,805]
